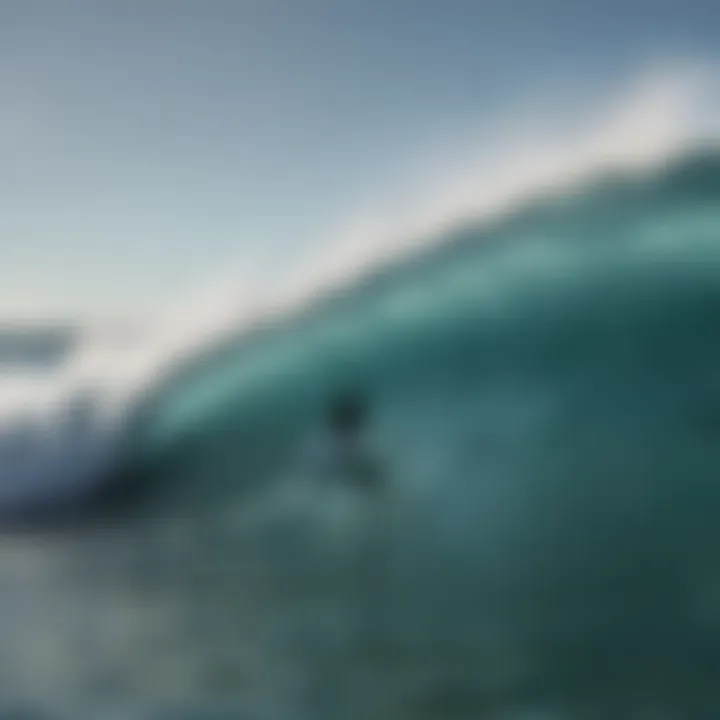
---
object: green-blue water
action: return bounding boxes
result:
[4,149,720,717]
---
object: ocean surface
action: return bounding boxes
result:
[1,149,720,717]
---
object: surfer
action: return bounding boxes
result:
[309,391,385,496]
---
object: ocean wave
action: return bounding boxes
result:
[0,76,719,715]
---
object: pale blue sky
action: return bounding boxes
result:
[2,0,719,321]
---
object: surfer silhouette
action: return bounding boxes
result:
[308,391,384,496]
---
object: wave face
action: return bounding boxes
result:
[110,148,720,714]
[2,149,720,716]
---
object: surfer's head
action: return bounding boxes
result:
[328,391,368,434]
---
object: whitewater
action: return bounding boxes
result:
[1,66,720,717]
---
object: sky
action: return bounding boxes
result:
[2,0,720,324]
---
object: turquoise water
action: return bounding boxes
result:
[3,149,720,717]
[98,148,720,716]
